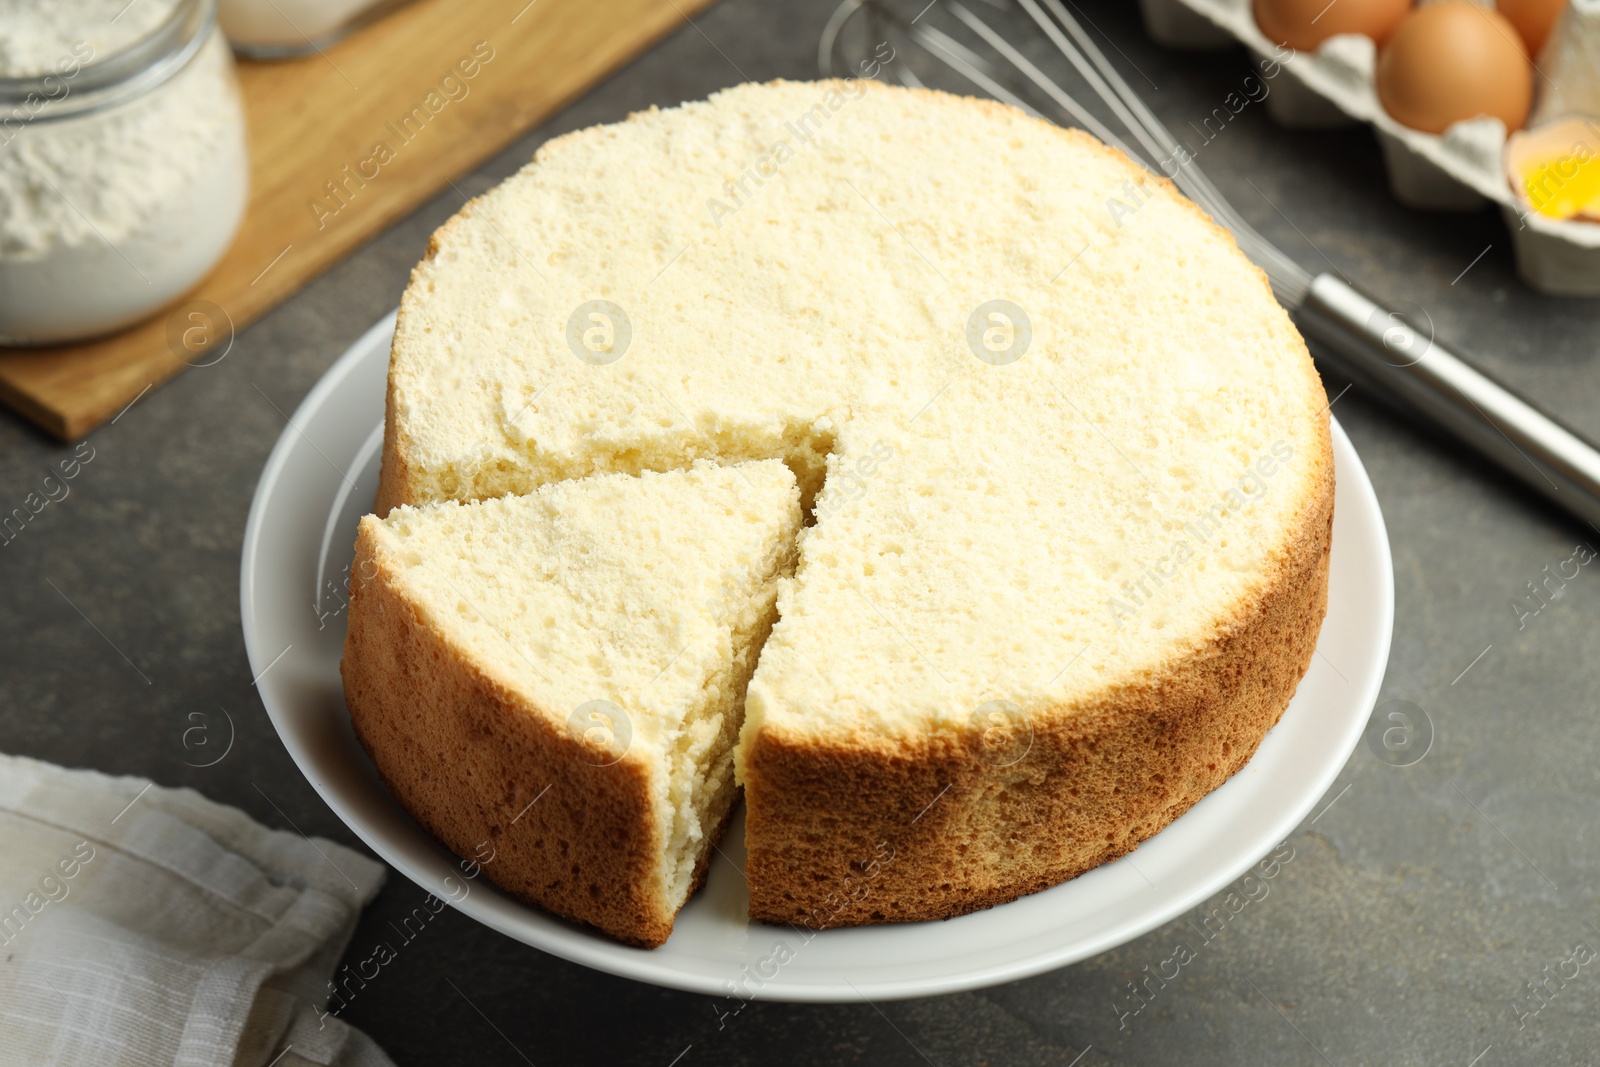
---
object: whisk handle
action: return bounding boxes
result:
[1294,272,1600,530]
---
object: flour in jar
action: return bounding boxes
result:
[0,0,174,75]
[0,0,249,344]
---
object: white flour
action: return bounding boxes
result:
[0,0,249,344]
[0,0,174,75]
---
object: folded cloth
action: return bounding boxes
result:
[0,754,394,1067]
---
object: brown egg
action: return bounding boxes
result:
[1497,0,1567,56]
[1377,2,1533,134]
[1254,0,1412,51]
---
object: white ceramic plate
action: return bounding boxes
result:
[241,311,1394,1002]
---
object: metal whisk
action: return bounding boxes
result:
[822,0,1600,532]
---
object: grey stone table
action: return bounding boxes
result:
[3,1,1597,1063]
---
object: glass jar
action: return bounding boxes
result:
[0,0,249,345]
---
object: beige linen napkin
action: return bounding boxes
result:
[0,754,395,1067]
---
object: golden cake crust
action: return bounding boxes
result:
[343,518,690,948]
[742,440,1333,927]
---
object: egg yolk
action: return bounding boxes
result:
[1522,152,1600,219]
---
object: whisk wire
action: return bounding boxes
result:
[944,2,1141,159]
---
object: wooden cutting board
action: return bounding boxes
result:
[0,0,718,441]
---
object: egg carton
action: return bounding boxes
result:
[1136,0,1600,296]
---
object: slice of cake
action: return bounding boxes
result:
[366,79,1334,938]
[341,460,801,946]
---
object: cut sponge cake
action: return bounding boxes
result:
[364,80,1334,935]
[342,460,801,946]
